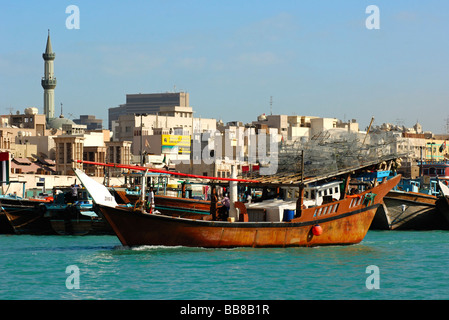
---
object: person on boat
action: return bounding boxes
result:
[70,184,79,203]
[219,194,230,220]
[147,187,155,214]
[210,186,218,220]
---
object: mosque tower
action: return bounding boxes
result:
[41,30,57,124]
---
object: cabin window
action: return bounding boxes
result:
[311,190,316,200]
[305,191,309,198]
[324,190,327,196]
[319,191,322,197]
[335,187,339,193]
[329,188,333,194]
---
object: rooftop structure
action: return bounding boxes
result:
[108,92,192,130]
[74,115,103,130]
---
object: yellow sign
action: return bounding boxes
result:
[161,135,190,147]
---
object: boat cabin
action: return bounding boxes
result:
[283,181,341,207]
[245,181,342,222]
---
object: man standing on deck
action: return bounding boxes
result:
[220,194,230,220]
[147,187,155,214]
[210,185,218,220]
[70,184,78,203]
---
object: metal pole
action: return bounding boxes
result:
[140,114,143,166]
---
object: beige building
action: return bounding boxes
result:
[83,146,107,177]
[108,92,192,130]
[112,113,216,143]
[0,109,61,159]
[252,114,288,140]
[176,159,233,179]
[105,140,132,176]
[53,135,84,175]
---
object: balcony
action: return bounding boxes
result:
[42,53,55,60]
[41,78,57,89]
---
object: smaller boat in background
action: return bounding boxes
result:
[47,186,114,235]
[0,208,15,234]
[371,176,449,230]
[1,194,54,235]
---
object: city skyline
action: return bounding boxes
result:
[1,0,449,133]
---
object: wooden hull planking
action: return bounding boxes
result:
[373,190,449,230]
[50,218,113,236]
[3,205,55,235]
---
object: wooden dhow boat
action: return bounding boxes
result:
[371,190,448,230]
[74,159,401,248]
[0,195,55,235]
[371,175,449,230]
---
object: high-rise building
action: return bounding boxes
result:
[108,92,192,130]
[41,30,57,124]
[74,115,103,130]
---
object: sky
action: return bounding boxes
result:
[1,0,448,133]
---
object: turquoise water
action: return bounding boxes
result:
[1,231,449,300]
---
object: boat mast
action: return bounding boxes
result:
[229,165,238,220]
[140,169,148,210]
[296,150,305,218]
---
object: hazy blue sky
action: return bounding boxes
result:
[1,0,448,132]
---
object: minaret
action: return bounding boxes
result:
[41,30,57,124]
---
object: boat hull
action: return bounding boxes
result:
[97,175,400,248]
[372,191,449,230]
[97,203,379,248]
[47,204,114,236]
[0,211,15,234]
[2,202,55,235]
[436,196,449,225]
[50,218,113,235]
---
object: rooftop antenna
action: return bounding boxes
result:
[270,96,273,115]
